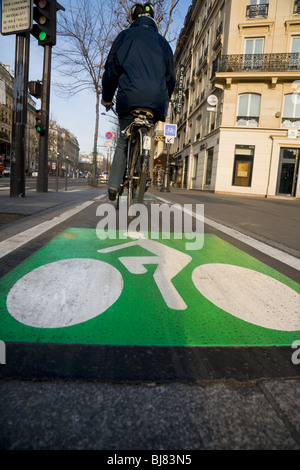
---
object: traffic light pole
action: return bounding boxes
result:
[10,32,30,198]
[36,44,51,192]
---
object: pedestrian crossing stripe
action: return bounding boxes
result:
[0,228,299,346]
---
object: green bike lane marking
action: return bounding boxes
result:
[0,227,299,346]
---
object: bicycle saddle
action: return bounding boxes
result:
[131,108,154,119]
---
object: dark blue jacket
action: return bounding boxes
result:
[102,16,176,122]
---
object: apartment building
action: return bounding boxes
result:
[169,0,300,197]
[1,62,39,174]
[49,120,80,174]
[0,62,13,169]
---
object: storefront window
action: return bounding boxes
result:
[232,145,254,186]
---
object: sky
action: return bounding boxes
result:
[0,0,191,155]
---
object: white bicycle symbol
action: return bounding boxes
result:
[6,231,300,332]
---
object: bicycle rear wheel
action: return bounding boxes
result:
[127,131,141,209]
[137,173,148,204]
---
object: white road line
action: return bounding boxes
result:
[0,195,105,259]
[155,195,300,272]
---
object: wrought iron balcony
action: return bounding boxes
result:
[236,116,259,127]
[246,3,269,18]
[216,53,300,73]
[281,117,300,127]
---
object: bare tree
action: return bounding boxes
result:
[54,0,116,186]
[54,0,180,186]
[112,0,180,40]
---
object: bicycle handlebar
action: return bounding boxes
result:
[105,102,117,116]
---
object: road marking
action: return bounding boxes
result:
[0,195,105,258]
[155,196,300,271]
[192,263,300,331]
[7,258,123,328]
[98,231,192,310]
[1,228,299,346]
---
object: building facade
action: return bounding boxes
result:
[0,62,39,174]
[0,61,80,176]
[170,0,300,197]
[49,120,80,174]
[0,62,13,170]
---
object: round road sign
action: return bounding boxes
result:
[207,95,218,106]
[105,132,113,140]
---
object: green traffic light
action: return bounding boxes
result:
[36,125,42,132]
[39,31,47,42]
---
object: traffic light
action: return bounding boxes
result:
[31,0,55,46]
[31,0,64,47]
[28,81,43,99]
[35,110,46,135]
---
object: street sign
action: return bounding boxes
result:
[164,123,177,137]
[165,136,175,144]
[1,0,33,35]
[207,94,218,107]
[288,129,298,139]
[105,132,113,140]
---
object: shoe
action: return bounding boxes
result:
[108,189,117,201]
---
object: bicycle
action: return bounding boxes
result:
[111,107,154,210]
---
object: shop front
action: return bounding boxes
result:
[276,147,300,197]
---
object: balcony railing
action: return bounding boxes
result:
[281,117,300,127]
[246,3,269,18]
[216,53,300,73]
[236,116,259,126]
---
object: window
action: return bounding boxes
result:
[290,37,300,68]
[192,154,198,179]
[244,38,264,69]
[246,0,269,18]
[195,114,202,140]
[282,94,300,128]
[237,93,261,126]
[205,147,214,185]
[232,146,254,187]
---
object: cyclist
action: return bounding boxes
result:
[101,2,176,201]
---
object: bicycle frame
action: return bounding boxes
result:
[117,108,154,209]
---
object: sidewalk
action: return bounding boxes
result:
[0,186,104,242]
[0,185,102,218]
[0,186,300,450]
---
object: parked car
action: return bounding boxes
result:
[32,169,38,177]
[3,167,10,177]
[100,171,108,182]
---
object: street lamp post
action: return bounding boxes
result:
[65,156,69,191]
[56,152,59,192]
[160,144,171,192]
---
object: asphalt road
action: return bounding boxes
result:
[0,182,299,451]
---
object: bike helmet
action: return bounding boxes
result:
[130,3,155,22]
